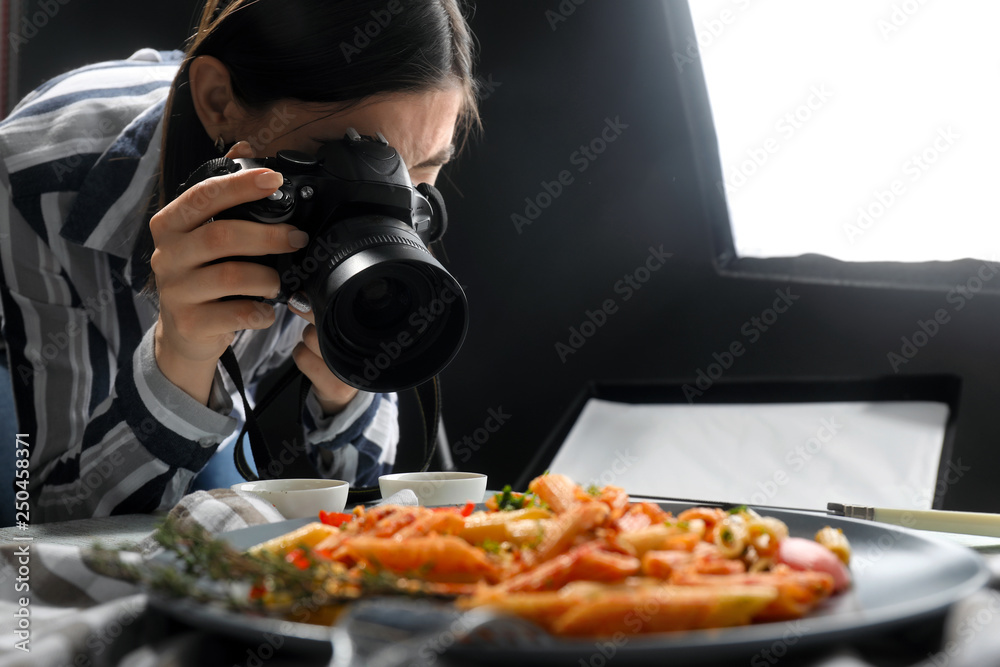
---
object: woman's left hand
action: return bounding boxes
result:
[289,305,360,415]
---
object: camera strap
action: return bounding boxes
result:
[219,346,441,505]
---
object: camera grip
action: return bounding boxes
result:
[176,157,243,197]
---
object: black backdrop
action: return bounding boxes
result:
[16,0,1000,512]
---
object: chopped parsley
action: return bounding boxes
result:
[492,485,544,511]
[480,539,502,554]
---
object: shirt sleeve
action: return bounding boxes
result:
[1,183,236,522]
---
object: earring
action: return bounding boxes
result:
[215,135,226,154]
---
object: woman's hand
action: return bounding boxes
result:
[289,303,360,416]
[149,141,309,405]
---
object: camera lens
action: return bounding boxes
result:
[352,277,412,331]
[307,217,468,392]
[334,265,435,359]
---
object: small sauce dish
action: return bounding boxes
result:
[378,471,488,506]
[231,478,349,519]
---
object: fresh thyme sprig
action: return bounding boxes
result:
[85,516,448,618]
[86,516,331,613]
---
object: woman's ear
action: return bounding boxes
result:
[188,55,246,144]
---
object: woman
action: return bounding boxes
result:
[0,0,479,522]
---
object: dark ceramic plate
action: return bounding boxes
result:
[148,506,989,665]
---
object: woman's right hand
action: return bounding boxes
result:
[149,141,309,405]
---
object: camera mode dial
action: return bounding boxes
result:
[274,150,319,171]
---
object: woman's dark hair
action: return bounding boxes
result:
[158,0,480,205]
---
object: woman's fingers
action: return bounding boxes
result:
[292,338,327,381]
[293,326,358,414]
[150,166,286,236]
[151,219,307,299]
[161,299,277,348]
[187,218,309,263]
[176,261,284,303]
[149,140,297,384]
[289,301,316,325]
[301,323,322,356]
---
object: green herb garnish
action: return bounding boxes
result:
[480,539,502,554]
[492,484,544,511]
[85,515,426,617]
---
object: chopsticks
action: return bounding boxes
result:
[629,494,1000,538]
[827,504,1000,538]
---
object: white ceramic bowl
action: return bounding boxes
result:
[231,479,349,519]
[378,472,488,506]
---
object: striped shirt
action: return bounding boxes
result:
[0,49,398,522]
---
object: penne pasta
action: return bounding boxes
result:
[336,535,501,584]
[246,474,852,639]
[815,526,851,565]
[249,522,341,557]
[459,507,552,544]
[528,473,581,513]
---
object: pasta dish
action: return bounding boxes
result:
[249,473,851,636]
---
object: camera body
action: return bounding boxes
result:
[182,130,468,392]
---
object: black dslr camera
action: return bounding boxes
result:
[183,129,468,392]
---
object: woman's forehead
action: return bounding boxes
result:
[276,89,463,164]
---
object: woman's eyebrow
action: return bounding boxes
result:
[308,138,455,169]
[411,144,455,169]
